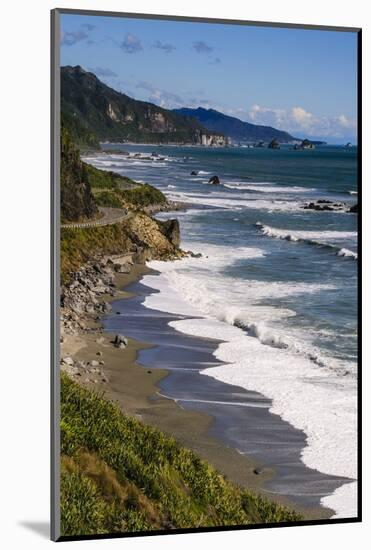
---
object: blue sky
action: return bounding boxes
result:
[60,13,358,143]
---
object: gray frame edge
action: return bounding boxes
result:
[51,8,61,542]
[54,7,361,32]
[50,7,361,542]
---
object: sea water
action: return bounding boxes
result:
[84,144,358,518]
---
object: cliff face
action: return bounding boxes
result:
[61,66,227,148]
[60,213,183,283]
[60,127,98,222]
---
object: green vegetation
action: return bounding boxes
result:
[60,373,302,537]
[61,111,100,151]
[60,224,133,284]
[60,127,98,222]
[175,107,296,143]
[85,163,137,191]
[94,191,123,209]
[61,65,223,148]
[91,183,167,211]
[118,184,167,208]
[85,163,167,210]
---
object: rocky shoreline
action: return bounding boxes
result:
[58,252,288,512]
[302,199,358,213]
[58,219,329,520]
[60,253,136,382]
[143,199,189,216]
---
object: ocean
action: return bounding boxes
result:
[84,143,358,519]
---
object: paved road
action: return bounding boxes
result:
[61,207,129,229]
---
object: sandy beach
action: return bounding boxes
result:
[61,261,336,521]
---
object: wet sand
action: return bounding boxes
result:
[102,273,352,519]
[65,268,273,500]
[62,263,348,520]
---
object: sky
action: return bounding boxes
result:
[60,13,358,143]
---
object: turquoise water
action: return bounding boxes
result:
[84,144,358,516]
[87,144,358,372]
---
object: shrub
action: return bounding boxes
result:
[60,373,302,537]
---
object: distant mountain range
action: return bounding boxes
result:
[61,66,226,148]
[174,107,296,143]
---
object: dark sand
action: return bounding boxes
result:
[102,273,352,519]
[64,263,350,521]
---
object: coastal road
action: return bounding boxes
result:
[61,207,129,229]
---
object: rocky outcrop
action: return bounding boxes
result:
[302,200,350,212]
[268,139,280,149]
[294,139,316,150]
[123,212,184,261]
[60,257,120,335]
[61,127,98,222]
[158,219,181,247]
[113,334,128,349]
[201,134,227,147]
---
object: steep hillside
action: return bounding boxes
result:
[174,107,296,143]
[61,66,226,148]
[60,126,98,222]
[60,373,302,537]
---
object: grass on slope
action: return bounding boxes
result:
[117,184,167,208]
[60,224,134,284]
[85,164,137,191]
[86,163,167,210]
[60,373,302,537]
[92,185,167,210]
[93,191,123,209]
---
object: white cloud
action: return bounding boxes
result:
[134,81,213,110]
[121,33,142,54]
[135,81,184,107]
[244,104,356,138]
[61,29,88,46]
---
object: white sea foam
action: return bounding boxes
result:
[256,223,357,242]
[256,223,358,260]
[224,182,312,193]
[141,244,357,519]
[168,192,304,212]
[337,248,358,260]
[321,481,358,519]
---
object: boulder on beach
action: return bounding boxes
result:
[114,262,131,274]
[208,175,220,185]
[188,251,202,258]
[114,334,128,349]
[101,302,112,313]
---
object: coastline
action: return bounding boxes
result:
[61,265,268,492]
[61,260,333,521]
